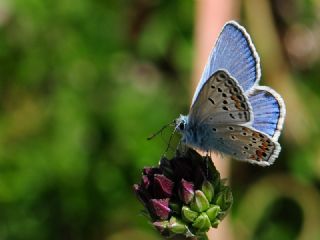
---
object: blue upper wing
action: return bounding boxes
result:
[248,86,286,140]
[191,21,261,105]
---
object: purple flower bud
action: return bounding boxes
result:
[133,184,140,196]
[149,199,171,220]
[153,220,169,233]
[143,167,161,176]
[153,174,174,198]
[141,175,150,188]
[133,184,149,205]
[179,179,194,204]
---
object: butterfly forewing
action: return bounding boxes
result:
[207,125,280,166]
[191,21,260,105]
[189,70,252,125]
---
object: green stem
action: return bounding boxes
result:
[168,235,207,240]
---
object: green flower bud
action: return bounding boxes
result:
[153,220,169,233]
[201,180,214,202]
[206,205,221,222]
[217,211,227,220]
[192,212,211,231]
[211,219,221,228]
[168,216,187,234]
[215,193,224,207]
[215,187,233,211]
[182,206,199,223]
[190,190,210,212]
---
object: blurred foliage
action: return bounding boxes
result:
[0,0,320,240]
[0,0,193,239]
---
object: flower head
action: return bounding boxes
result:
[133,146,233,238]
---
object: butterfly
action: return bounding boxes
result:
[175,21,286,166]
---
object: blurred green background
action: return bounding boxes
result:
[0,0,320,239]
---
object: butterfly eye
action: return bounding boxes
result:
[179,122,185,131]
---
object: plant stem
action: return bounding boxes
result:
[168,236,199,240]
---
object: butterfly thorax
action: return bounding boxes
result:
[176,115,213,152]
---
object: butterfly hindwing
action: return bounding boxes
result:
[204,124,280,166]
[248,86,286,140]
[191,21,260,105]
[189,70,253,125]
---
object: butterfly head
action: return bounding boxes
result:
[175,115,188,133]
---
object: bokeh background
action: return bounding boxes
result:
[0,0,320,239]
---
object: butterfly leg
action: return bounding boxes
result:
[162,128,178,158]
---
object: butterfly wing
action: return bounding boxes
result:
[204,124,280,166]
[189,70,253,125]
[191,21,260,105]
[248,86,286,140]
[183,21,284,165]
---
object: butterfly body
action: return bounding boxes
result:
[176,21,286,166]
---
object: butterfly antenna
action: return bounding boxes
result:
[147,120,175,141]
[163,127,177,156]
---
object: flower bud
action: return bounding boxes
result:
[206,205,221,222]
[190,190,210,212]
[149,199,171,220]
[211,219,221,228]
[181,206,198,223]
[142,167,155,175]
[141,175,150,188]
[215,187,233,211]
[168,216,187,234]
[179,179,194,204]
[153,174,174,198]
[133,184,149,206]
[153,221,169,233]
[201,180,214,202]
[192,212,211,231]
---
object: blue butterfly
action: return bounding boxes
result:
[176,21,286,166]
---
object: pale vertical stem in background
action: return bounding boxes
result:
[193,1,237,240]
[243,0,315,144]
